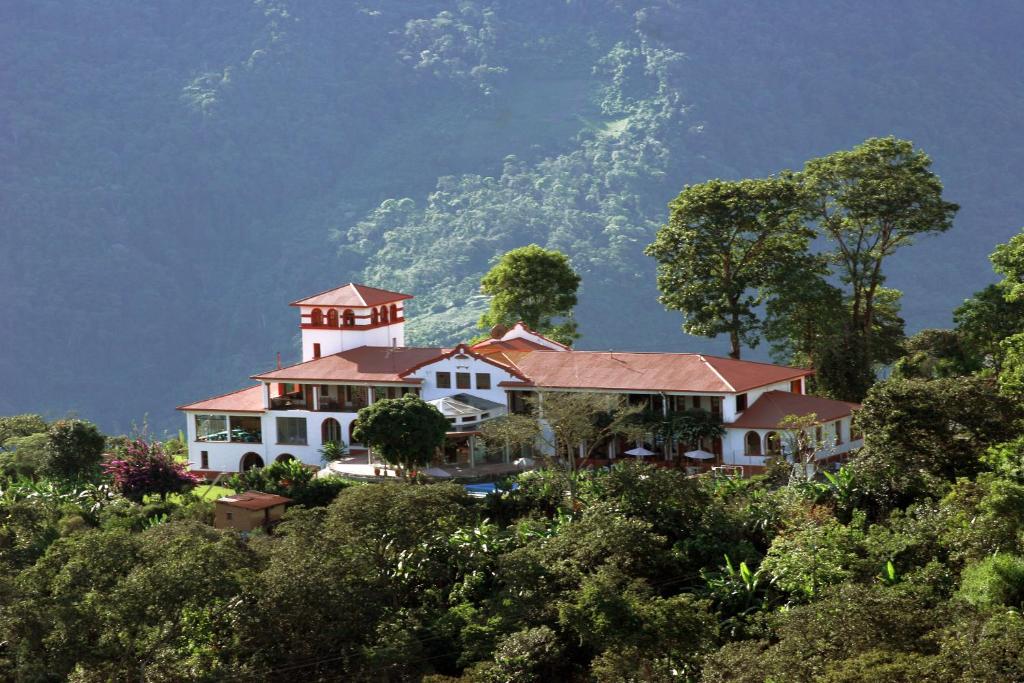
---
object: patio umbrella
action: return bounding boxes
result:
[624,446,656,457]
[684,449,715,460]
[422,467,452,479]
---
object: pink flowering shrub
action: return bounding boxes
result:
[102,438,201,502]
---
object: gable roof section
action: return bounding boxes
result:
[289,283,413,308]
[252,347,442,383]
[471,336,553,354]
[177,385,266,413]
[729,390,860,429]
[399,343,532,381]
[505,351,812,394]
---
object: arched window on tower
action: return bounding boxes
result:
[371,308,379,324]
[744,431,762,456]
[390,303,398,321]
[380,305,389,323]
[327,309,339,327]
[311,309,324,326]
[343,309,355,326]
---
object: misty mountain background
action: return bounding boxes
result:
[3,0,1023,434]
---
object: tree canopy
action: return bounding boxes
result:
[646,175,811,358]
[353,394,450,470]
[478,244,582,345]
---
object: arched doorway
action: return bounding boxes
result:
[744,431,762,456]
[765,431,782,456]
[322,418,342,444]
[240,452,264,471]
[275,453,295,464]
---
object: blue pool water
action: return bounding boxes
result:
[464,482,518,497]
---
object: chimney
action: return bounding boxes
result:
[276,352,282,369]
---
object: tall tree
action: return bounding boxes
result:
[991,229,1024,303]
[646,175,811,358]
[802,137,958,369]
[478,245,582,345]
[954,284,1024,371]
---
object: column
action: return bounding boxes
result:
[262,383,271,410]
[312,385,320,412]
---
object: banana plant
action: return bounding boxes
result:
[879,559,899,586]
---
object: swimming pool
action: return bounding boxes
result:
[464,482,518,497]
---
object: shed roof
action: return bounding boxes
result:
[216,491,292,510]
[177,385,265,413]
[252,346,442,383]
[505,351,813,394]
[729,391,860,429]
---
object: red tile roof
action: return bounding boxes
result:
[505,351,813,394]
[729,390,859,429]
[252,346,443,383]
[290,283,413,308]
[217,491,292,510]
[177,385,266,413]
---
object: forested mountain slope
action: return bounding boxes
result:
[3,0,1023,433]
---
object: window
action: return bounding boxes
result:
[230,415,262,443]
[475,373,491,390]
[461,416,475,423]
[815,425,823,444]
[735,394,748,412]
[711,397,722,418]
[311,308,324,326]
[834,420,844,444]
[327,309,339,327]
[456,372,471,389]
[380,305,389,323]
[692,396,701,410]
[196,415,228,442]
[226,512,233,520]
[343,309,355,326]
[790,379,803,394]
[200,450,209,469]
[371,308,379,324]
[436,372,452,389]
[313,343,321,359]
[744,431,761,456]
[276,417,307,445]
[390,304,398,320]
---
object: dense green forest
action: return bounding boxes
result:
[3,220,1024,679]
[4,0,1024,434]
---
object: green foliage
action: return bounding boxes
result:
[41,419,106,482]
[646,175,811,358]
[226,458,355,508]
[958,553,1024,608]
[354,394,450,470]
[849,376,1021,512]
[0,433,49,480]
[478,244,581,344]
[954,283,1024,371]
[0,415,48,449]
[892,328,976,380]
[991,228,1024,302]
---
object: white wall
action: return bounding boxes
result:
[408,354,518,405]
[721,414,861,467]
[185,409,362,472]
[300,322,405,361]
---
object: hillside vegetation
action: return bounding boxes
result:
[3,0,1024,432]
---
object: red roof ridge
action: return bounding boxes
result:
[176,384,265,412]
[251,346,447,380]
[698,355,735,393]
[288,283,413,308]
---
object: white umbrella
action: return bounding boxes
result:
[684,449,715,460]
[422,466,452,479]
[625,446,656,457]
[513,457,535,469]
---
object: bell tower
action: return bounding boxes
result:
[290,283,412,361]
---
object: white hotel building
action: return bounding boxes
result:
[178,283,861,476]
